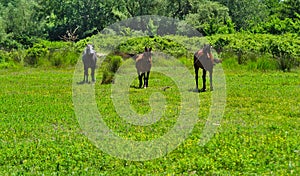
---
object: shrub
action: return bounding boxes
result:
[23,40,81,67]
[24,43,48,66]
[101,55,123,84]
[208,33,300,71]
[0,50,10,63]
[48,48,79,67]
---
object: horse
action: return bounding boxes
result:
[135,47,152,88]
[194,44,221,92]
[81,44,97,83]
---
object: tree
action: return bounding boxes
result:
[214,0,268,31]
[280,0,300,20]
[0,0,46,49]
[161,0,192,20]
[261,0,282,16]
[184,1,234,35]
[36,0,123,40]
[251,0,300,34]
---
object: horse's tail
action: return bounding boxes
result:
[96,53,106,57]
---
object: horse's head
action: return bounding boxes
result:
[85,44,95,54]
[143,47,152,58]
[202,44,212,54]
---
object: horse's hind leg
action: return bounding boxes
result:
[194,67,199,92]
[200,69,207,92]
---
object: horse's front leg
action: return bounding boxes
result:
[200,69,207,92]
[144,71,150,88]
[138,72,143,88]
[91,67,96,83]
[209,71,213,91]
[194,67,199,92]
[84,67,88,83]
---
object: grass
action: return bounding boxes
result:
[0,60,299,175]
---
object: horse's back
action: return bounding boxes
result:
[194,50,213,71]
[136,54,152,73]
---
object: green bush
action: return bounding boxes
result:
[101,55,123,84]
[48,49,79,67]
[208,33,300,71]
[90,34,191,58]
[0,50,10,63]
[24,43,48,66]
[23,40,80,67]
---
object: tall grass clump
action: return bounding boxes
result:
[247,55,278,71]
[101,55,123,84]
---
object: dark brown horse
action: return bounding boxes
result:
[135,47,152,88]
[82,44,97,83]
[194,44,221,92]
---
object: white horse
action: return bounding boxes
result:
[81,44,97,83]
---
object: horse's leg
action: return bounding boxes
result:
[86,68,90,83]
[209,71,213,91]
[141,72,146,88]
[91,67,95,83]
[194,67,199,92]
[200,69,207,92]
[84,67,88,83]
[144,71,150,88]
[138,73,143,88]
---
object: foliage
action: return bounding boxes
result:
[252,15,300,35]
[208,33,300,70]
[90,33,300,71]
[215,0,269,31]
[267,35,300,71]
[101,55,123,84]
[0,0,46,49]
[114,36,188,58]
[184,1,235,35]
[0,0,299,49]
[280,0,300,20]
[24,43,49,66]
[21,40,80,67]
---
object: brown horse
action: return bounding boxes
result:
[135,47,152,88]
[194,44,221,92]
[82,44,97,83]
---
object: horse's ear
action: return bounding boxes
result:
[149,47,152,52]
[145,47,147,51]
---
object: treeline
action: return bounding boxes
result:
[0,0,300,50]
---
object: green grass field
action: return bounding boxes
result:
[0,61,299,175]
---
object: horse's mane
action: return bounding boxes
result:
[202,44,211,54]
[84,44,96,55]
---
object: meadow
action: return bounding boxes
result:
[0,55,299,175]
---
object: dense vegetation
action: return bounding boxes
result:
[0,0,299,72]
[0,0,300,46]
